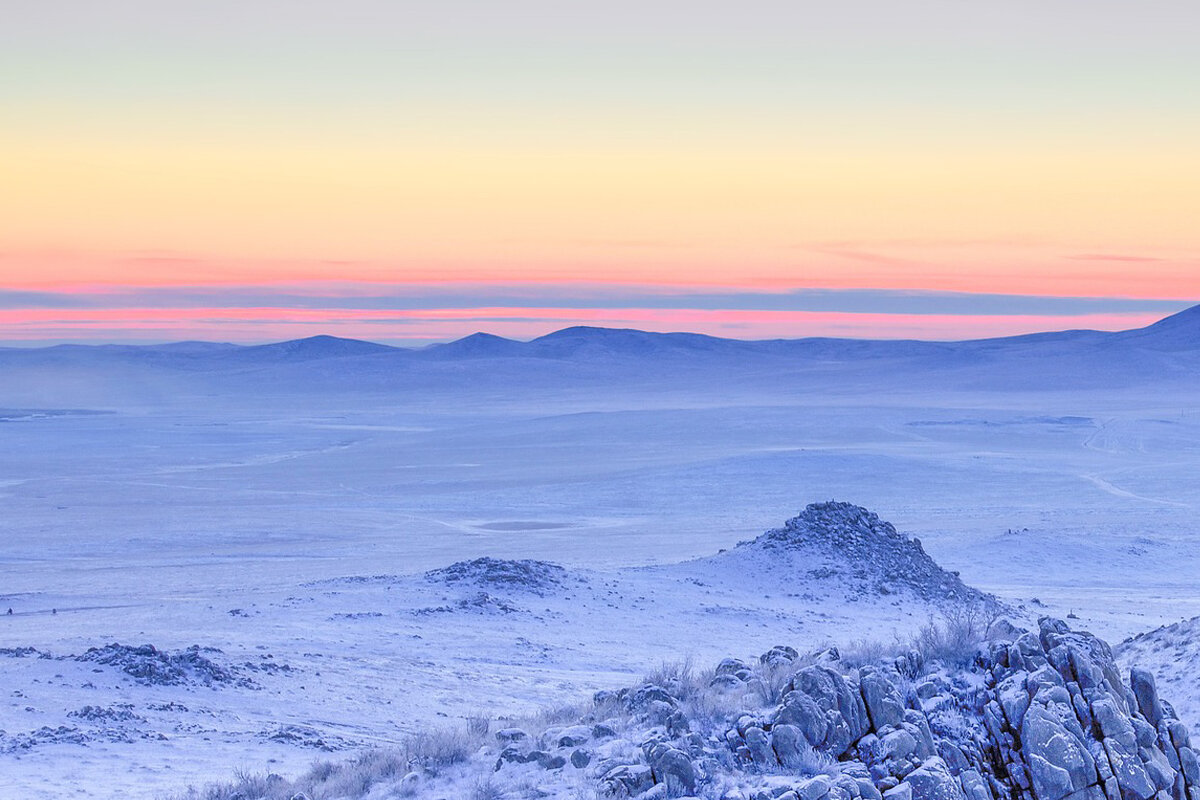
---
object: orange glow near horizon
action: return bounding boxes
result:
[3,250,1199,301]
[3,134,1199,304]
[5,4,1200,343]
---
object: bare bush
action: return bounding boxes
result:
[787,743,841,777]
[643,656,705,701]
[470,776,507,800]
[840,637,895,668]
[748,660,793,707]
[400,726,476,772]
[913,602,1001,667]
[467,713,491,737]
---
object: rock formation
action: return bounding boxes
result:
[493,618,1197,800]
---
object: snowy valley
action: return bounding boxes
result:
[1,308,1199,799]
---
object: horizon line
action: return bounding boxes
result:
[1,301,1194,351]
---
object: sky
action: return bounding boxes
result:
[2,1,1198,344]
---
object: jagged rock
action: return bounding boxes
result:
[903,711,937,760]
[75,643,244,687]
[1094,698,1137,745]
[960,769,992,800]
[537,752,567,770]
[1132,719,1159,750]
[1179,749,1199,785]
[558,615,1195,800]
[777,691,831,747]
[494,746,528,770]
[905,757,967,800]
[860,667,905,731]
[770,723,807,768]
[1141,747,1176,791]
[786,665,871,755]
[629,684,677,711]
[1130,670,1164,728]
[424,558,567,595]
[881,727,920,764]
[1022,704,1098,800]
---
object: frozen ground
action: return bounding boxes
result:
[1,312,1198,798]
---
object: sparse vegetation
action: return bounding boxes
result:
[912,601,1003,667]
[162,613,1195,800]
[470,776,507,800]
[164,724,484,800]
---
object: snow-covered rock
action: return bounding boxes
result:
[481,618,1197,800]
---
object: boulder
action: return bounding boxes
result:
[777,691,831,748]
[649,746,697,793]
[1022,704,1098,800]
[599,765,655,798]
[860,667,905,731]
[1130,670,1164,728]
[904,757,967,800]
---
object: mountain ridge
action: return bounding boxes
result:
[1,302,1194,357]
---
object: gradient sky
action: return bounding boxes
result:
[2,1,1198,344]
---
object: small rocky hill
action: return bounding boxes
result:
[424,557,571,596]
[725,501,989,606]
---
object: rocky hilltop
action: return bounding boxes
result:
[725,501,989,605]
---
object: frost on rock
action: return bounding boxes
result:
[74,643,252,688]
[424,557,569,595]
[746,502,989,604]
[481,618,1196,800]
[266,724,347,751]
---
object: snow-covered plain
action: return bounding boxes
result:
[1,311,1199,798]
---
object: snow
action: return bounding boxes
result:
[1,310,1198,798]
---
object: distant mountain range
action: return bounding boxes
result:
[7,303,1198,359]
[0,304,1196,404]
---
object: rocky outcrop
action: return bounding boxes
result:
[424,558,569,596]
[743,502,990,604]
[74,643,249,687]
[528,618,1196,800]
